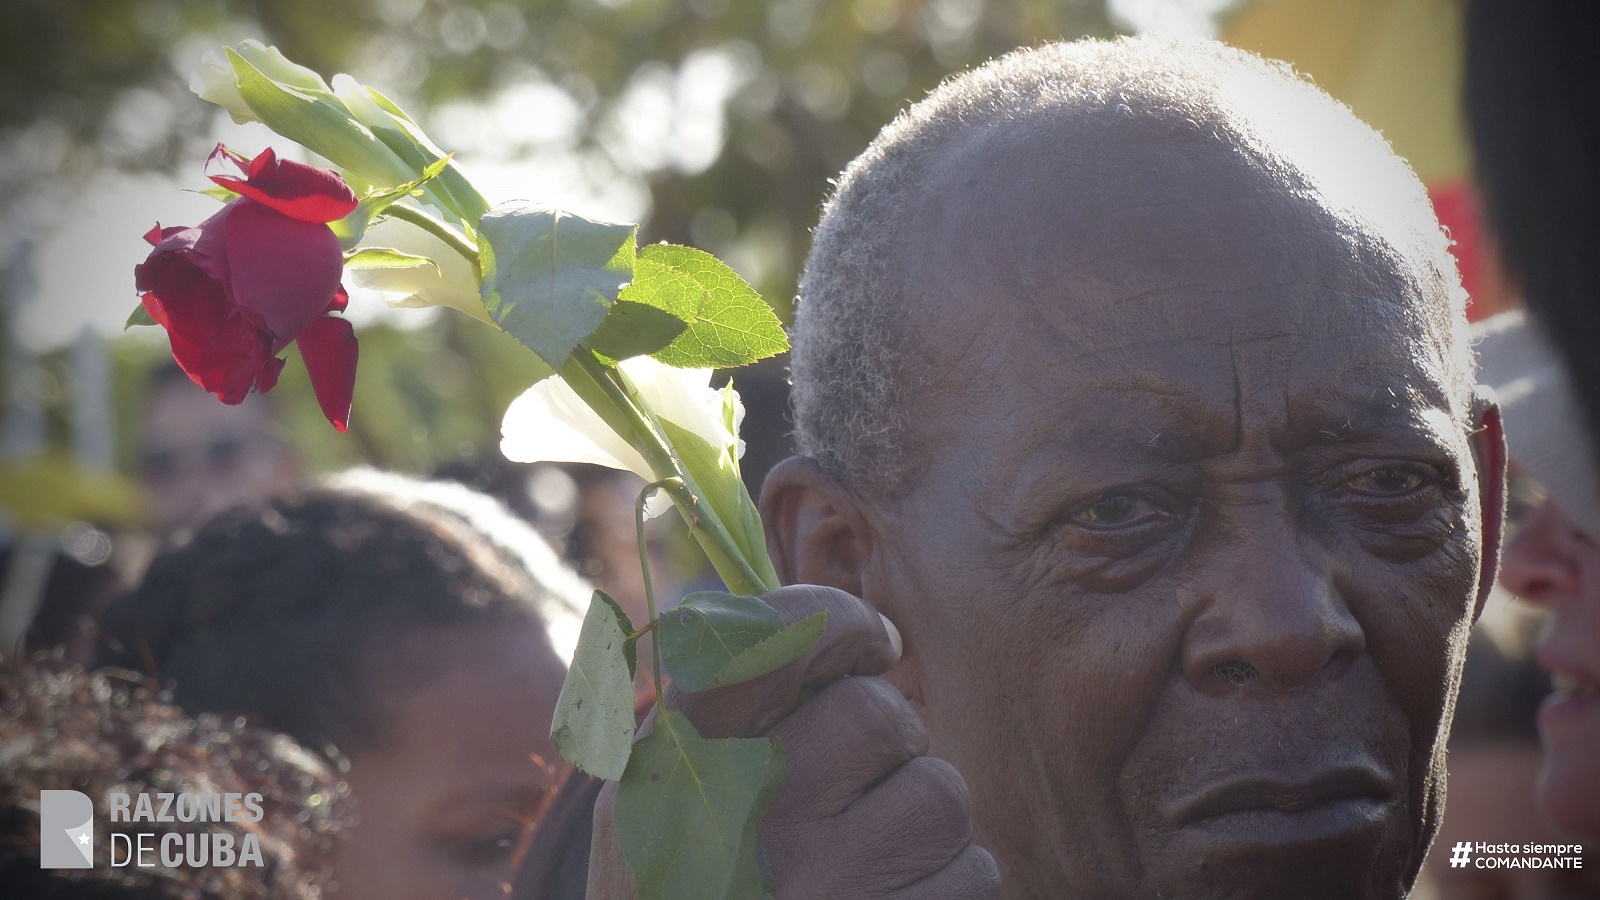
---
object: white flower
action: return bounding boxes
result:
[500,357,745,516]
[189,40,331,124]
[189,48,254,123]
[348,217,491,322]
[620,356,743,461]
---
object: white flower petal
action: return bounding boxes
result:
[501,358,748,521]
[349,218,489,322]
[501,377,654,478]
[189,48,256,124]
[617,356,741,455]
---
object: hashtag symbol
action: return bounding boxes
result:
[1450,842,1472,868]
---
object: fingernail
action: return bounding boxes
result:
[879,613,903,659]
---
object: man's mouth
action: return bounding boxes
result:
[1167,767,1397,842]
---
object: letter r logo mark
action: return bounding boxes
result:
[40,790,94,868]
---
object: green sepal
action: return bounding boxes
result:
[330,155,454,249]
[660,415,778,594]
[361,85,490,223]
[342,247,439,274]
[226,48,416,192]
[125,305,156,329]
[190,184,240,204]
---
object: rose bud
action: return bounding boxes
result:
[135,145,361,431]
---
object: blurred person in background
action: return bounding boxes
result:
[0,661,346,900]
[1423,635,1599,899]
[98,472,587,900]
[1474,311,1600,839]
[0,522,126,663]
[1465,0,1600,451]
[137,362,302,537]
[1465,0,1600,844]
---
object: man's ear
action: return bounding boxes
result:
[1468,390,1508,622]
[759,456,875,593]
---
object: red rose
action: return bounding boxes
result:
[135,144,361,431]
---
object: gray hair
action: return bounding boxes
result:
[791,36,1469,490]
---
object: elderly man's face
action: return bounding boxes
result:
[814,123,1502,899]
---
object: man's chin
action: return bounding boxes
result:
[1144,799,1411,900]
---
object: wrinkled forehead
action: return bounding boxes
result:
[898,106,1465,409]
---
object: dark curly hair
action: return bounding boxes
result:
[96,474,581,757]
[0,661,347,899]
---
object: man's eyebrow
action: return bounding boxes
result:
[1288,384,1457,446]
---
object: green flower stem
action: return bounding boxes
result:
[636,478,686,713]
[565,350,775,598]
[384,202,482,279]
[564,351,679,476]
[604,364,776,597]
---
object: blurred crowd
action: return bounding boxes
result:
[0,354,795,899]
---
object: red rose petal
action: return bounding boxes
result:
[256,354,287,395]
[142,223,186,246]
[222,200,345,345]
[207,144,359,224]
[157,300,273,404]
[296,315,358,431]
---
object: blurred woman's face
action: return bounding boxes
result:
[329,624,568,900]
[1499,498,1600,836]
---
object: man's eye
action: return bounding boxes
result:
[1069,492,1164,528]
[1346,465,1432,497]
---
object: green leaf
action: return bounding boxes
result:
[343,247,439,274]
[588,299,689,363]
[660,592,823,692]
[227,48,416,192]
[710,611,825,689]
[630,244,788,368]
[478,204,637,369]
[550,590,638,780]
[125,304,156,329]
[615,711,785,900]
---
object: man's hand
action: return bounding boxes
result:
[586,585,1000,899]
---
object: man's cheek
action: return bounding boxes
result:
[1346,551,1477,739]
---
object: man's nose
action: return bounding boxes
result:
[1499,498,1584,608]
[1181,513,1365,696]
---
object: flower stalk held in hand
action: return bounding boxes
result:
[132,40,818,900]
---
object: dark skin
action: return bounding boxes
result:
[589,112,1506,899]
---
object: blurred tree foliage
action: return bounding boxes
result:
[3,0,1115,492]
[4,0,1114,308]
